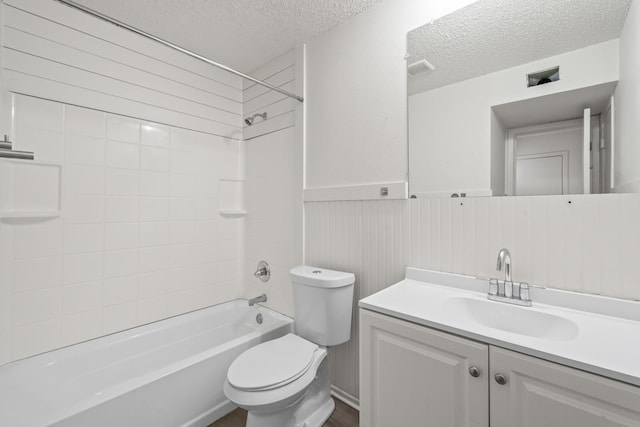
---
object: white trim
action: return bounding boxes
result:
[304,182,407,201]
[331,385,360,411]
[608,95,615,190]
[296,43,307,268]
[409,189,493,198]
[583,108,591,194]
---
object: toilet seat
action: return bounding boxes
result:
[224,334,327,410]
[227,334,319,392]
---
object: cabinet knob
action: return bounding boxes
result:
[494,373,508,385]
[469,366,481,378]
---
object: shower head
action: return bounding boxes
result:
[244,112,267,126]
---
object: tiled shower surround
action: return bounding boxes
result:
[1,95,244,360]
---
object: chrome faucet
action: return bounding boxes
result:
[248,294,267,306]
[496,248,512,282]
[488,248,532,306]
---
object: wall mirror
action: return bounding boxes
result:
[407,0,635,198]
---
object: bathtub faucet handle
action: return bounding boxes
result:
[254,260,271,282]
[248,294,267,306]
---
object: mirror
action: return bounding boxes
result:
[407,0,635,198]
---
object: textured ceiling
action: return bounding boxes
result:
[408,0,631,95]
[71,0,384,74]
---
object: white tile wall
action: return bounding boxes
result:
[13,257,63,293]
[0,95,244,362]
[305,195,640,400]
[103,275,138,306]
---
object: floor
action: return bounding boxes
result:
[209,398,359,427]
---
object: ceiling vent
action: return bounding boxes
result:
[408,59,435,77]
[527,66,560,87]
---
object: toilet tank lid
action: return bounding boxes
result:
[289,265,355,288]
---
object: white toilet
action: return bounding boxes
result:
[223,265,355,427]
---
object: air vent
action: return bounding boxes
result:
[527,66,559,87]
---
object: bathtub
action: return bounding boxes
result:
[0,299,293,427]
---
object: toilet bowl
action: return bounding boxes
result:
[223,334,332,427]
[223,266,355,427]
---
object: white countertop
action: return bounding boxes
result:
[359,268,640,387]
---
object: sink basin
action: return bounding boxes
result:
[443,297,579,341]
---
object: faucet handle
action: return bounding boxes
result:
[489,279,499,296]
[497,280,506,297]
[520,282,530,301]
[254,260,271,282]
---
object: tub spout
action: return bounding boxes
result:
[248,294,267,306]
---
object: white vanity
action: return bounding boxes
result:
[359,268,640,426]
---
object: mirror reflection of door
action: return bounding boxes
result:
[600,97,615,192]
[506,109,607,196]
[516,151,569,196]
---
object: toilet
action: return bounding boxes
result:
[223,265,355,427]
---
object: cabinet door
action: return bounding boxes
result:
[490,346,640,427]
[360,309,489,427]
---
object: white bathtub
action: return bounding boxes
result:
[0,299,293,427]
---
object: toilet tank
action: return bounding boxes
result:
[290,266,355,346]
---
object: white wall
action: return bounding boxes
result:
[614,0,640,192]
[243,49,304,316]
[408,40,619,197]
[0,95,244,364]
[304,0,476,200]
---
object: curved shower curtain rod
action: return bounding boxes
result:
[54,0,304,103]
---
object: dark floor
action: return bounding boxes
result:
[209,398,359,427]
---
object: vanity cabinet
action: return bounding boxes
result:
[490,347,640,427]
[359,309,489,427]
[360,309,640,427]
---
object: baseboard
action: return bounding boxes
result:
[331,385,360,411]
[183,400,236,427]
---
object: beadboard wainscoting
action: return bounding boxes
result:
[305,194,640,400]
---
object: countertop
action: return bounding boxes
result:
[359,268,640,387]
